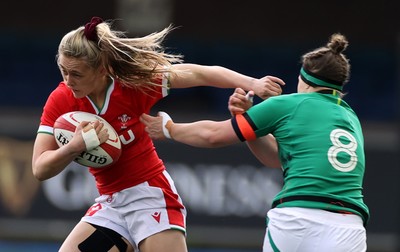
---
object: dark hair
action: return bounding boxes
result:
[301,33,350,88]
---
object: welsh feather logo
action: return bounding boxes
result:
[118,114,131,129]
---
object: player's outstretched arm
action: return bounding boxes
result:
[140,112,240,148]
[169,64,284,99]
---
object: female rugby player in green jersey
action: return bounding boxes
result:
[140,33,369,251]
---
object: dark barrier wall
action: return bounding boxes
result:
[0,0,399,121]
[2,0,398,44]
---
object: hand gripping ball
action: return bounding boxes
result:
[53,111,122,168]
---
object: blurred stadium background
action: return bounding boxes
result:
[0,0,399,251]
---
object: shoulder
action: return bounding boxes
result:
[266,93,304,102]
[49,82,73,98]
[257,93,304,108]
[248,93,313,121]
[41,82,76,126]
[45,82,77,109]
[115,78,165,96]
[265,92,336,107]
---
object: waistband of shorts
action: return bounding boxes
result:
[272,195,369,226]
[268,207,364,227]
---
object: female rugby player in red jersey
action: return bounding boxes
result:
[32,17,284,252]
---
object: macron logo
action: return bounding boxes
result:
[86,203,102,216]
[151,212,161,223]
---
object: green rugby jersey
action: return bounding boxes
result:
[232,91,369,225]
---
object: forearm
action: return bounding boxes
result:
[170,64,256,90]
[197,66,256,90]
[167,120,239,148]
[32,141,83,181]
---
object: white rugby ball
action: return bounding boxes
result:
[53,111,122,168]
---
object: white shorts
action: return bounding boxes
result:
[81,170,186,251]
[263,207,367,252]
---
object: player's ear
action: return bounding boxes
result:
[99,66,107,74]
[95,63,107,75]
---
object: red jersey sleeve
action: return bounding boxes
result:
[39,82,84,133]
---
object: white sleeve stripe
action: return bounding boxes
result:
[37,125,54,134]
[162,72,170,97]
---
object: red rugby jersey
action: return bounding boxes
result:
[38,78,169,195]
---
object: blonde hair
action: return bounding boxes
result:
[301,33,351,87]
[57,19,183,89]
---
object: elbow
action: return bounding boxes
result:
[265,152,281,168]
[36,176,47,182]
[32,165,49,182]
[32,169,45,181]
[258,158,281,169]
[269,159,282,169]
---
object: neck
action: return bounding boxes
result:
[88,76,112,108]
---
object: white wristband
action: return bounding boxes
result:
[158,111,172,139]
[81,127,100,151]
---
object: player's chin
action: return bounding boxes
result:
[71,90,85,99]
